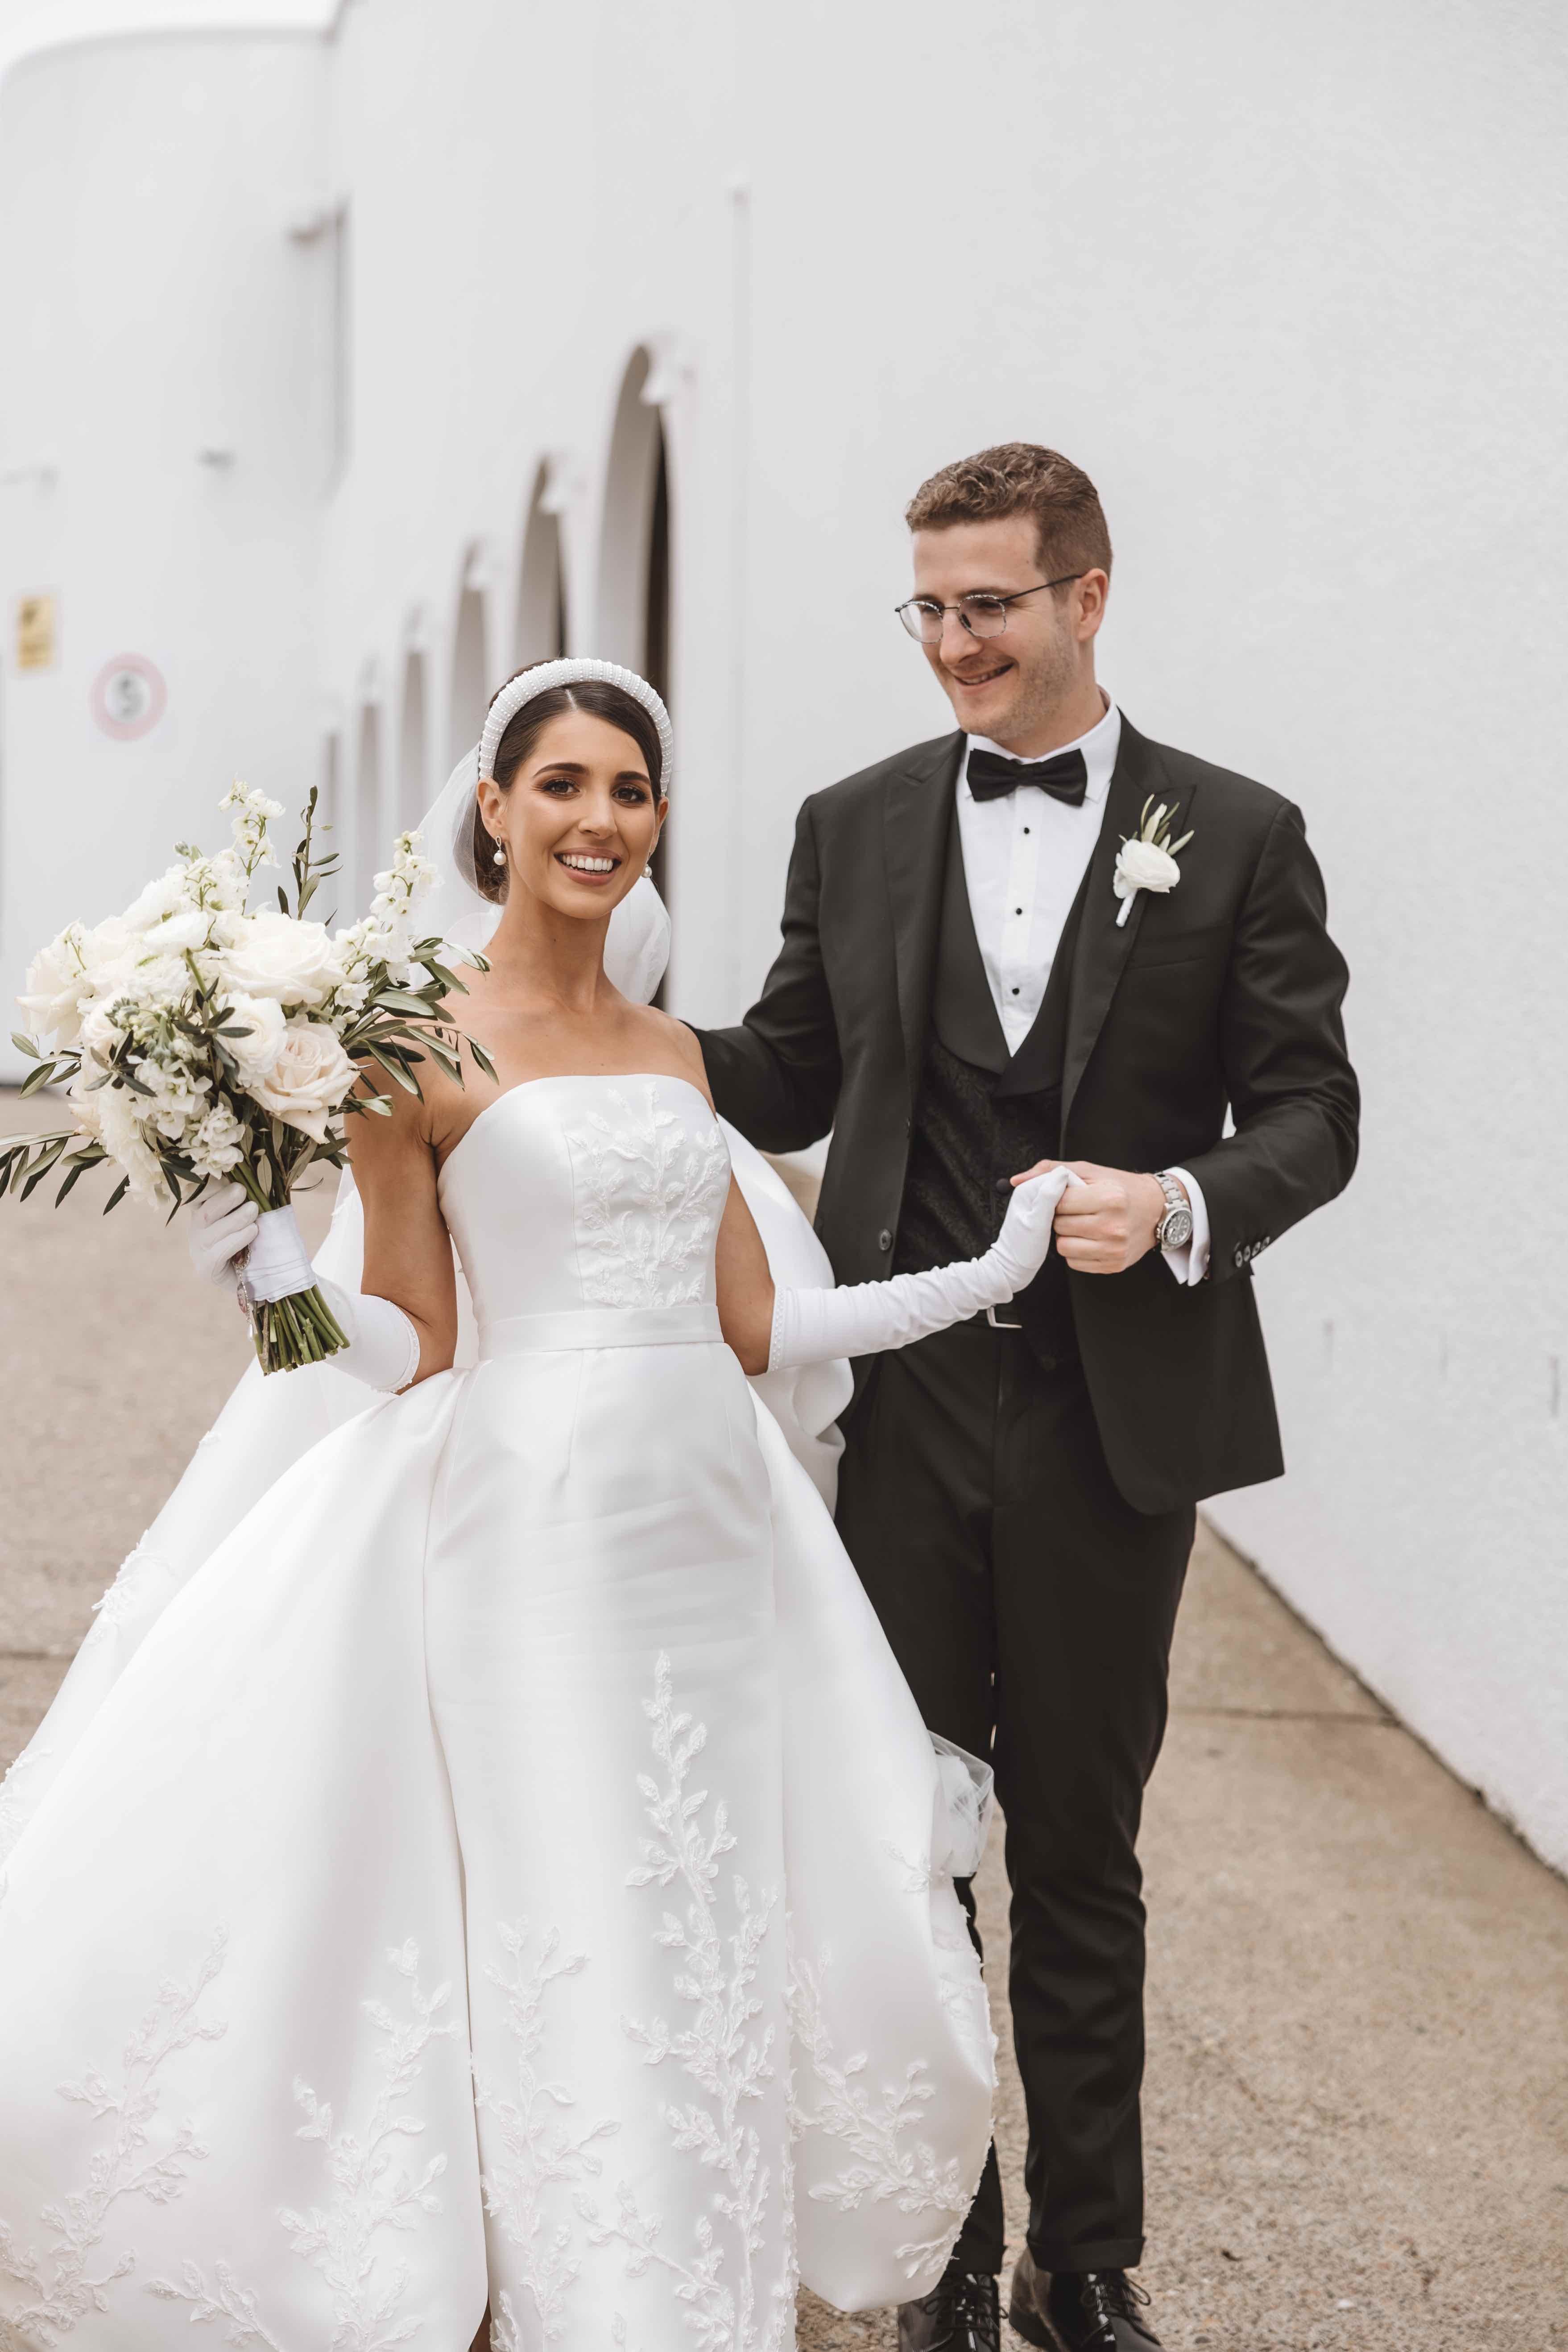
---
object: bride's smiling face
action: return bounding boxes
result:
[478,710,666,921]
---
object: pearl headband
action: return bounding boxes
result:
[478,657,674,791]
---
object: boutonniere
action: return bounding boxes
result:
[1113,798,1194,928]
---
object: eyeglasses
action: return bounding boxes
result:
[894,575,1085,643]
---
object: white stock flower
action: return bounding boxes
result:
[249,1018,356,1143]
[219,910,342,1008]
[139,1061,210,1143]
[1113,837,1183,903]
[86,1073,165,1201]
[219,992,287,1083]
[190,1100,247,1178]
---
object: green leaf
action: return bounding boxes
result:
[373,990,444,1018]
[103,1175,130,1214]
[468,1036,498,1081]
[419,959,468,996]
[10,1031,40,1059]
[366,1042,422,1096]
[18,1059,58,1097]
[277,885,290,914]
[20,1137,70,1198]
[54,1158,93,1206]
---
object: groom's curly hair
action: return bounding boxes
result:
[905,443,1113,584]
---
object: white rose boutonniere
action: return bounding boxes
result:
[1113,798,1194,928]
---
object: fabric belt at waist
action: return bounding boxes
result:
[477,1302,723,1360]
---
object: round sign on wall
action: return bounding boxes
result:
[91,654,167,740]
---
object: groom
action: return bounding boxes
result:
[695,445,1358,2351]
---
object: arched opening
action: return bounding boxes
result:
[354,705,381,917]
[450,585,489,765]
[398,650,429,831]
[516,471,568,667]
[598,349,674,982]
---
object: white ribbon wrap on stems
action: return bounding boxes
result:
[240,1206,318,1305]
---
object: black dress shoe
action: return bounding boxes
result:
[1007,2247,1162,2351]
[898,2262,1001,2352]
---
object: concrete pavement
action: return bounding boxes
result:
[2,1091,1565,2349]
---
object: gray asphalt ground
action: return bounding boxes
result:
[2,1089,1565,2350]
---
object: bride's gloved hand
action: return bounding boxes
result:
[190,1190,418,1392]
[314,1278,422,1394]
[189,1183,261,1291]
[767,1164,1084,1373]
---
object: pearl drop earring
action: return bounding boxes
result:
[492,838,505,867]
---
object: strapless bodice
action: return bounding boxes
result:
[435,1073,732,1339]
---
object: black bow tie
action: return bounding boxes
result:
[967,745,1089,807]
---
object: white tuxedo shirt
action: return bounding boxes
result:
[958,697,1211,1283]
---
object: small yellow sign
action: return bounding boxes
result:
[16,594,56,672]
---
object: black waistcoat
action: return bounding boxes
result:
[894,797,1089,1364]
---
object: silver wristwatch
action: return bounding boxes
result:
[1153,1172,1194,1253]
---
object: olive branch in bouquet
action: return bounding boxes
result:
[4,781,494,1374]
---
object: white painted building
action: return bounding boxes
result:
[0,0,1564,1868]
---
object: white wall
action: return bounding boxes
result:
[1,0,1564,1866]
[0,31,328,1070]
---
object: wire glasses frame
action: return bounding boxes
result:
[894,574,1085,643]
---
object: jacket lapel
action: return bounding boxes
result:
[883,732,964,1106]
[1061,716,1196,1133]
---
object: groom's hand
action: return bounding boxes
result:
[1010,1160,1168,1274]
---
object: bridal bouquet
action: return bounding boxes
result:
[5,783,492,1373]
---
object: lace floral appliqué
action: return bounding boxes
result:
[0,1929,228,2344]
[563,1085,730,1310]
[788,1949,972,2286]
[588,1652,791,2352]
[150,1940,455,2350]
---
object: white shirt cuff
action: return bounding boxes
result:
[1160,1167,1210,1285]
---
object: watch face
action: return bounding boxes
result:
[1161,1209,1194,1250]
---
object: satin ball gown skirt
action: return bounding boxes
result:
[0,1076,994,2351]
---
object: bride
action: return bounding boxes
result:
[0,659,1070,2352]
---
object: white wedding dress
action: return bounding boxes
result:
[0,1073,993,2352]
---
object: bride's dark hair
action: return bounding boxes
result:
[473,665,666,904]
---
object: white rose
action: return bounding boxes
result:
[218,992,287,1084]
[219,910,343,1008]
[19,925,92,1048]
[1113,838,1182,901]
[250,1018,356,1143]
[79,996,129,1066]
[140,906,214,956]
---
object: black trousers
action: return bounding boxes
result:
[834,1319,1193,2277]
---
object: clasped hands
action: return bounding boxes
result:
[1008,1161,1175,1275]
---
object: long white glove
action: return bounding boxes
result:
[314,1277,422,1394]
[768,1165,1084,1373]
